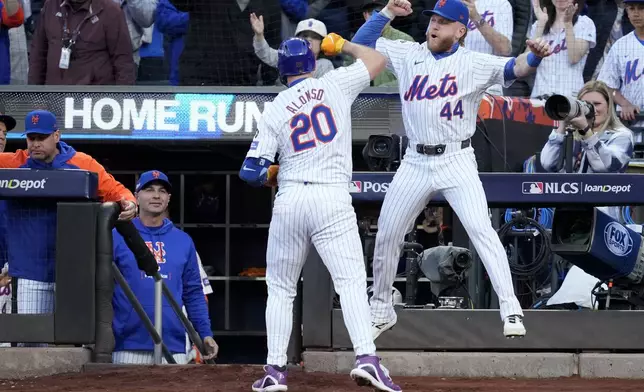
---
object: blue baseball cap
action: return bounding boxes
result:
[136,170,172,193]
[423,0,469,24]
[624,0,644,3]
[24,110,59,136]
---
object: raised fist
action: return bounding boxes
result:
[386,0,413,17]
[321,33,346,56]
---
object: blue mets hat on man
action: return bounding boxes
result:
[423,0,469,24]
[136,170,172,193]
[24,110,59,136]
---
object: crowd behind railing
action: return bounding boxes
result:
[0,0,641,114]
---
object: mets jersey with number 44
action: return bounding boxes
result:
[384,39,511,145]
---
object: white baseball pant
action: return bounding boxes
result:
[112,351,188,364]
[371,147,523,322]
[265,183,375,367]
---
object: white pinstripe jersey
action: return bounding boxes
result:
[464,0,513,55]
[597,32,644,111]
[528,16,596,98]
[246,60,371,184]
[375,38,511,144]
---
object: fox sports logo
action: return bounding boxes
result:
[603,222,633,257]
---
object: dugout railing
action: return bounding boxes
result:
[0,168,212,364]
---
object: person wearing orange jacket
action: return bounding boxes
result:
[0,109,136,345]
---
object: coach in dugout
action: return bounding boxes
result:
[0,110,137,346]
[111,170,218,364]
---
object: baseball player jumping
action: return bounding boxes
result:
[240,37,401,391]
[342,0,552,339]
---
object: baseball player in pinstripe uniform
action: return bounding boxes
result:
[346,0,552,339]
[240,37,401,391]
[112,171,218,364]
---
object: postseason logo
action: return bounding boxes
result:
[521,181,579,195]
[350,181,390,193]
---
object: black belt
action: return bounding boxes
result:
[416,139,471,156]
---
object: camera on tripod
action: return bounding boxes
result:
[362,134,408,172]
[544,94,595,122]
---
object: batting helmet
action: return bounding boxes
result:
[277,38,316,78]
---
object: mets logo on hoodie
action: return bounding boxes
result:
[145,241,167,264]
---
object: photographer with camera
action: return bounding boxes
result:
[540,81,634,184]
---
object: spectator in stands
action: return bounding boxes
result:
[582,0,620,82]
[528,0,596,99]
[174,0,281,86]
[463,0,513,95]
[596,0,644,125]
[344,0,413,87]
[139,0,189,86]
[280,0,330,39]
[251,15,334,80]
[28,0,135,85]
[0,110,137,347]
[1,0,24,84]
[118,0,158,68]
[159,0,188,85]
[540,80,633,201]
[8,16,28,85]
[112,170,218,364]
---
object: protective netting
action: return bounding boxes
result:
[5,0,635,100]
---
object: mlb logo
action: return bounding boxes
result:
[349,181,362,193]
[250,141,259,151]
[522,182,543,194]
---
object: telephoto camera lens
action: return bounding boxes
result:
[374,140,389,154]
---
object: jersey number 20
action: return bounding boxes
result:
[290,104,338,152]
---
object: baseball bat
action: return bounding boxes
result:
[112,262,177,364]
[159,279,216,364]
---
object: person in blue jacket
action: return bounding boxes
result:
[111,170,218,364]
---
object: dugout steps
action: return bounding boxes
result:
[1,349,644,379]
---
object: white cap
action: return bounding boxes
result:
[294,19,327,38]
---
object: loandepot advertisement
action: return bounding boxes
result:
[8,94,272,140]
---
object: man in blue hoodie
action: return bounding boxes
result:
[111,170,218,364]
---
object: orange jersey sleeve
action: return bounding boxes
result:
[69,152,136,203]
[0,150,28,168]
[2,3,24,28]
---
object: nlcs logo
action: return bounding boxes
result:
[145,241,167,264]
